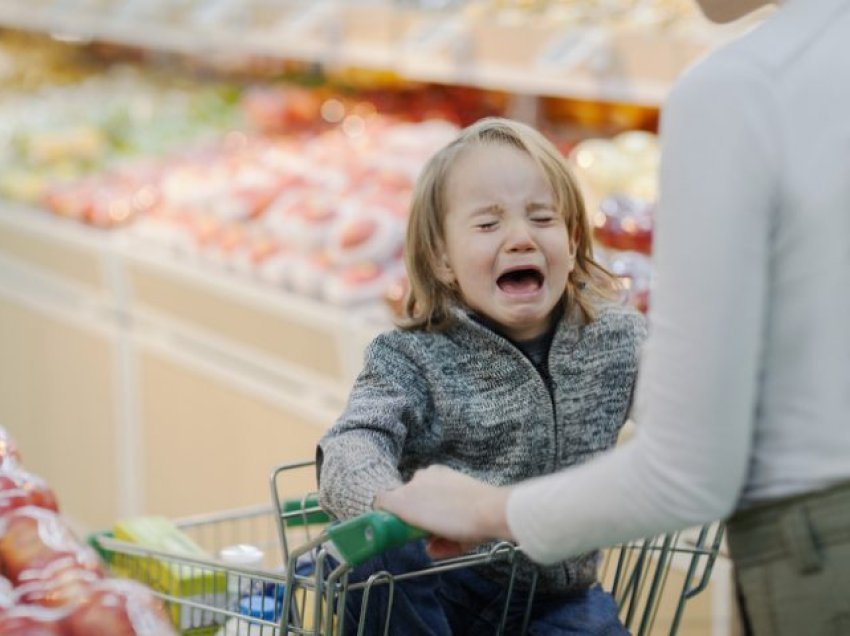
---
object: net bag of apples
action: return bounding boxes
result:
[0,426,176,635]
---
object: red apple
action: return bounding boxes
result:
[0,478,30,518]
[0,469,59,516]
[0,507,101,584]
[65,579,176,636]
[19,471,59,513]
[15,556,102,608]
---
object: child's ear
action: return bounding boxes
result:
[568,226,581,259]
[434,251,455,285]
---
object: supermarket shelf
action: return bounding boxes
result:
[0,202,385,400]
[0,0,761,106]
[120,236,383,340]
[0,200,384,526]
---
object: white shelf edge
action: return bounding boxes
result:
[0,202,389,335]
[0,3,742,106]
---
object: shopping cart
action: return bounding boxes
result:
[91,459,725,635]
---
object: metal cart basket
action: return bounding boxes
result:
[91,460,724,636]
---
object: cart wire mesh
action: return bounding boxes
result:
[89,460,724,635]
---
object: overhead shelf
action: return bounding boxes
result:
[0,0,764,106]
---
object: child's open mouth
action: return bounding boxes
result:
[497,268,544,295]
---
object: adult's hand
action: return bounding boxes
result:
[375,465,515,559]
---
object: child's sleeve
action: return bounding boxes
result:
[623,311,649,423]
[317,332,430,520]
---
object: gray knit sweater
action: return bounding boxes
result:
[318,304,646,595]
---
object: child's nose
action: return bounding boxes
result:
[505,220,535,251]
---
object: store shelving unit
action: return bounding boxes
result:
[0,4,757,632]
[0,0,767,528]
[0,0,763,105]
[0,203,380,529]
[0,4,758,612]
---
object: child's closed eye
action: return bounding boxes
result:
[530,214,556,224]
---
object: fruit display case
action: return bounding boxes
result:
[0,6,756,632]
[0,13,764,635]
[0,0,768,105]
[0,197,380,530]
[0,30,507,532]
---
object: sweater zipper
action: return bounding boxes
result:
[512,344,559,473]
[542,359,558,473]
[465,315,560,471]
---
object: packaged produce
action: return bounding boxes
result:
[0,604,69,635]
[0,468,60,516]
[112,516,226,631]
[13,556,102,609]
[64,579,176,636]
[0,507,102,585]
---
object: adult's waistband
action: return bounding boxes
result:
[727,479,850,572]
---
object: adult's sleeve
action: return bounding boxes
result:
[318,333,430,520]
[507,54,781,564]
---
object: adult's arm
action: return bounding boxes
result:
[379,54,780,562]
[506,54,780,563]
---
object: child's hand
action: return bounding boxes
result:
[374,465,515,554]
[425,536,472,560]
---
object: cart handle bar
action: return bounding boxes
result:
[327,510,429,568]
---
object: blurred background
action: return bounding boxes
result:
[0,1,771,632]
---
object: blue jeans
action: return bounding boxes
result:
[327,540,626,635]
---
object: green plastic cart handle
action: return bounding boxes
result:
[282,495,331,527]
[326,510,428,568]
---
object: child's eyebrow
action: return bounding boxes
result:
[469,204,502,216]
[527,201,555,211]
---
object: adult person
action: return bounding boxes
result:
[377,0,850,632]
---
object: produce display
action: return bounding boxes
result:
[0,33,512,310]
[570,130,658,313]
[0,29,664,315]
[0,427,177,635]
[41,115,458,307]
[0,61,242,204]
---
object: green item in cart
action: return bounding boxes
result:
[112,516,227,632]
[325,510,428,568]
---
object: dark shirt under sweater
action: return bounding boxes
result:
[472,313,558,393]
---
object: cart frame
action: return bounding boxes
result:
[89,460,724,635]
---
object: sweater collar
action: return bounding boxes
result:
[449,305,581,352]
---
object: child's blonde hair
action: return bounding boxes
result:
[401,117,620,331]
